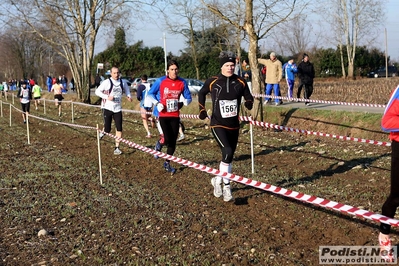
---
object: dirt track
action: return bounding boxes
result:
[0,78,398,265]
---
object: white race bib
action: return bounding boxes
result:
[22,89,29,98]
[112,86,122,104]
[219,99,237,118]
[166,99,178,112]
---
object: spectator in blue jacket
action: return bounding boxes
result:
[282,58,298,101]
[60,75,68,93]
[46,76,53,92]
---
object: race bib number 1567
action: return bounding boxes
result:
[219,99,237,118]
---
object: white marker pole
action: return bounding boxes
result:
[96,124,103,185]
[9,103,12,127]
[26,113,30,145]
[250,117,254,174]
[71,102,74,123]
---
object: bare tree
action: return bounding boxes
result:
[159,0,206,80]
[1,0,149,103]
[201,0,306,120]
[0,31,23,80]
[326,0,384,79]
[273,16,321,56]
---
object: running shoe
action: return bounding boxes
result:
[163,161,176,175]
[154,140,162,159]
[211,177,223,198]
[99,132,105,140]
[114,147,122,155]
[223,184,234,202]
[177,134,185,141]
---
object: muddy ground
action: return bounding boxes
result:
[0,78,398,265]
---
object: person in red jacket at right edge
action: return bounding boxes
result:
[379,84,399,263]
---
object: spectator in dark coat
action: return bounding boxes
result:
[297,53,315,106]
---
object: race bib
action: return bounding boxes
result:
[166,99,178,112]
[112,86,122,104]
[219,99,237,118]
[114,98,121,104]
[22,89,29,98]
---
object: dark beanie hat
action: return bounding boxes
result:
[303,53,309,59]
[219,55,236,67]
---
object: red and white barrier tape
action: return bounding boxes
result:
[4,102,397,227]
[72,101,153,115]
[29,113,97,129]
[178,113,391,147]
[99,129,399,227]
[246,117,391,147]
[251,93,386,108]
[4,100,391,147]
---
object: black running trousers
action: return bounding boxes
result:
[380,140,399,234]
[159,117,180,156]
[211,127,239,164]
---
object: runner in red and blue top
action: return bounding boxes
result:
[198,51,254,202]
[379,84,399,262]
[148,60,192,175]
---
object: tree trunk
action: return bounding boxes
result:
[347,61,354,79]
[244,0,262,121]
[339,44,346,78]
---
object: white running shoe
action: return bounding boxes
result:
[99,132,105,140]
[177,134,185,141]
[114,147,122,155]
[211,177,222,198]
[223,185,234,202]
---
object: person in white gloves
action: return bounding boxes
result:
[147,60,192,174]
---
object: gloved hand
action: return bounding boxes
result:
[178,102,184,110]
[244,101,253,110]
[157,102,164,112]
[199,109,208,120]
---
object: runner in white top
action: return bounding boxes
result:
[17,81,32,123]
[95,67,132,155]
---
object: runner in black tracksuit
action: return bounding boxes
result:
[198,51,254,202]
